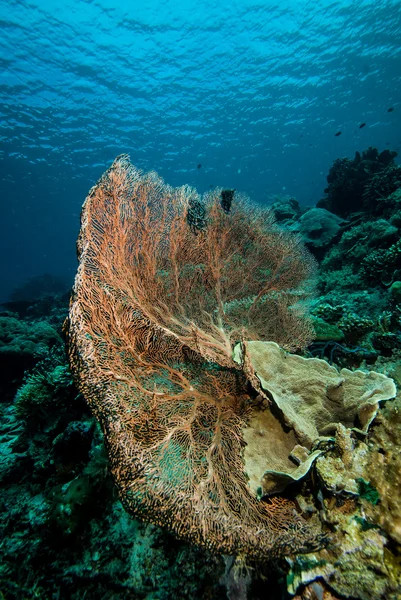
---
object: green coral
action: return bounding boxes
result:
[322,220,397,272]
[389,281,401,303]
[310,316,344,342]
[14,349,73,422]
[318,218,399,297]
[361,238,401,285]
[313,302,345,323]
[338,312,374,343]
[0,316,62,358]
[363,163,401,212]
[318,264,363,294]
[354,516,378,532]
[356,478,380,505]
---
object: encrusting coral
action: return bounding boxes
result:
[66,154,319,560]
[286,395,401,600]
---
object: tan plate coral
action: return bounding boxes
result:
[234,340,396,497]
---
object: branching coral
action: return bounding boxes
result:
[361,238,401,285]
[14,348,73,423]
[67,155,319,560]
[317,147,400,217]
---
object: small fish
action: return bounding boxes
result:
[334,131,342,137]
[359,123,366,128]
[387,107,394,112]
[197,163,202,169]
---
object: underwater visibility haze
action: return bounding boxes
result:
[1,1,401,599]
[0,0,400,300]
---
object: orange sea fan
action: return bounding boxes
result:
[67,154,319,559]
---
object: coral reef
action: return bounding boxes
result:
[317,146,401,217]
[286,396,401,600]
[0,315,61,360]
[305,157,401,367]
[277,146,401,599]
[14,348,74,425]
[239,341,395,443]
[0,314,63,401]
[288,207,346,258]
[268,195,301,225]
[1,147,401,599]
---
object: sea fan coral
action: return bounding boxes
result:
[66,155,318,559]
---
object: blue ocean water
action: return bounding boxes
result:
[0,0,400,301]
